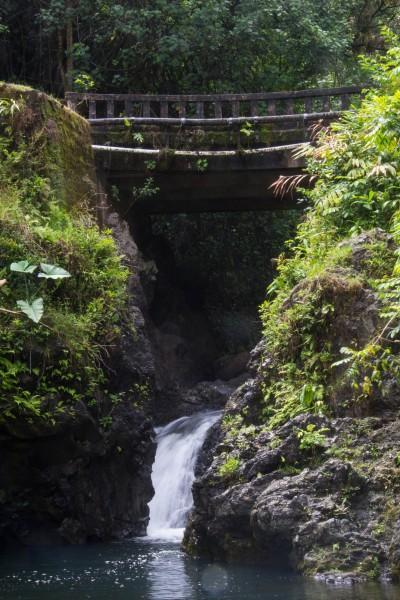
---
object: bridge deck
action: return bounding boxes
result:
[66,87,363,213]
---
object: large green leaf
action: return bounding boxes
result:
[16,298,44,323]
[10,260,37,274]
[38,263,71,279]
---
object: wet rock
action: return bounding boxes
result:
[248,340,266,375]
[314,572,368,585]
[214,351,250,381]
[106,211,156,386]
[185,369,400,581]
[388,522,400,577]
[58,518,87,544]
[181,380,233,410]
[0,396,155,545]
[224,378,264,423]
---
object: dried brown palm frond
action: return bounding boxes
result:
[292,142,313,160]
[308,119,329,142]
[270,173,318,198]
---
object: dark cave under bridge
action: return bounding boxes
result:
[66,86,362,214]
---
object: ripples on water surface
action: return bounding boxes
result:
[0,539,398,600]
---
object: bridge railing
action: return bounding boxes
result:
[65,86,363,121]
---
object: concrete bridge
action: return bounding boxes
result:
[66,87,362,213]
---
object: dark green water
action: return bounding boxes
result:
[0,539,398,600]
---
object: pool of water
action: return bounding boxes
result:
[0,539,398,600]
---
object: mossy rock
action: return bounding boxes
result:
[0,82,96,208]
[0,82,129,423]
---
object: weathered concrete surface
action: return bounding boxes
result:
[94,144,305,213]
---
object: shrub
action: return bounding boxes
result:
[0,89,128,422]
[258,31,400,425]
[218,456,241,479]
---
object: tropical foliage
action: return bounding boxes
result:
[1,1,399,95]
[0,93,128,422]
[259,31,400,426]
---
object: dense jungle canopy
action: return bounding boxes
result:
[1,0,400,95]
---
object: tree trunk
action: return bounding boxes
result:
[65,0,74,92]
[58,29,66,92]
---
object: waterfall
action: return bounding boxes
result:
[147,410,221,541]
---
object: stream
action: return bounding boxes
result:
[0,411,399,600]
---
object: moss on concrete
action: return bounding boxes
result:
[90,120,303,151]
[0,82,95,207]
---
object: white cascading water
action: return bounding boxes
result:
[147,410,221,541]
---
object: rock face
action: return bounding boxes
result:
[0,87,156,547]
[105,210,157,390]
[184,384,400,581]
[0,208,158,547]
[184,231,400,582]
[0,399,155,544]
